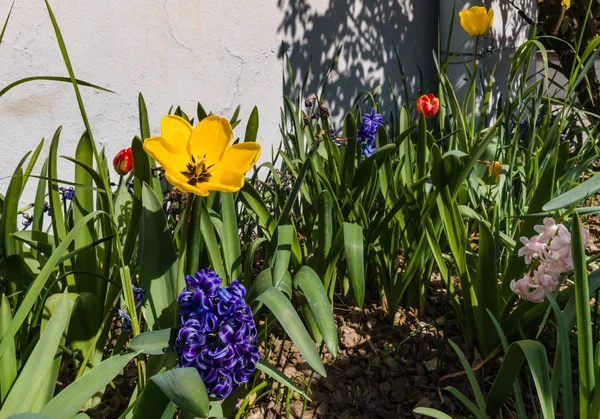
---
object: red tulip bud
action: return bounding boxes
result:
[416,94,440,118]
[113,148,133,176]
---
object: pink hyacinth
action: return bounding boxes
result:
[532,265,559,293]
[512,217,589,303]
[533,217,560,244]
[518,235,545,264]
[510,274,545,303]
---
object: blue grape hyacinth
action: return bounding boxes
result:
[175,269,260,399]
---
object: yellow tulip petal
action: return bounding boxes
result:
[205,170,246,192]
[459,10,476,36]
[486,9,494,33]
[219,143,262,174]
[165,171,209,197]
[187,116,233,167]
[143,136,189,174]
[160,115,193,153]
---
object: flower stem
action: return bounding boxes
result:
[177,193,195,301]
[471,35,479,136]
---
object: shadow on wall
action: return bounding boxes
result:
[277,0,440,118]
[481,0,537,116]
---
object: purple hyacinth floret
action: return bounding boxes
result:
[132,285,145,309]
[361,108,384,133]
[114,308,132,332]
[357,108,383,158]
[174,269,260,400]
[58,186,74,201]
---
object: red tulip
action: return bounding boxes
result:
[113,148,133,176]
[416,94,439,118]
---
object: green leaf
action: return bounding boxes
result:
[32,159,48,234]
[486,340,554,418]
[247,269,292,302]
[0,76,112,98]
[1,291,72,417]
[67,292,103,372]
[244,106,259,142]
[571,213,594,419]
[294,266,338,357]
[10,231,55,256]
[0,212,102,358]
[140,184,179,330]
[255,361,310,400]
[72,132,97,295]
[40,352,139,419]
[47,127,67,247]
[220,193,242,282]
[138,93,151,141]
[144,368,209,418]
[447,340,486,412]
[545,294,573,419]
[243,237,266,288]
[412,407,454,419]
[0,296,16,403]
[276,141,320,227]
[1,163,23,294]
[543,173,600,211]
[240,183,276,239]
[343,222,365,308]
[0,1,15,46]
[476,221,499,356]
[198,199,227,280]
[272,225,293,289]
[254,287,326,377]
[316,190,333,277]
[129,329,176,355]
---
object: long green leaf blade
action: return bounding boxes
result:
[294,266,338,357]
[254,287,326,377]
[40,352,139,419]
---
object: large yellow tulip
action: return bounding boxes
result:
[459,6,494,37]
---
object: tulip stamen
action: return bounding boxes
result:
[181,155,213,186]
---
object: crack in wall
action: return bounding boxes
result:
[223,47,245,114]
[163,0,194,54]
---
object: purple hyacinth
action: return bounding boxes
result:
[114,308,132,332]
[132,285,145,309]
[362,138,377,158]
[58,186,74,201]
[357,108,383,157]
[361,108,384,134]
[174,269,260,399]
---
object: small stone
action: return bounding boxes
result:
[311,391,328,402]
[390,378,409,403]
[284,365,298,378]
[384,357,399,370]
[345,365,362,379]
[379,382,392,395]
[339,325,364,348]
[338,357,350,367]
[290,400,304,418]
[315,401,329,417]
[423,358,438,372]
[248,408,265,419]
[375,407,390,418]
